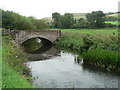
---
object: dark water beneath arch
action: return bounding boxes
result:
[22,39,119,88]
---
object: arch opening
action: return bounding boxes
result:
[21,37,52,54]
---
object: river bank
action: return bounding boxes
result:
[56,29,120,73]
[2,35,34,88]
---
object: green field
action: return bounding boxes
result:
[105,21,118,25]
[53,28,118,34]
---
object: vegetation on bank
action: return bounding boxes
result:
[0,29,2,89]
[57,29,118,51]
[56,29,119,73]
[82,49,120,72]
[0,46,2,89]
[2,35,34,88]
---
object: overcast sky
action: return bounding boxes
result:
[0,0,119,19]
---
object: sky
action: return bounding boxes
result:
[0,0,119,19]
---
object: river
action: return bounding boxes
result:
[23,38,119,88]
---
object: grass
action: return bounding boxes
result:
[2,60,33,88]
[105,21,118,25]
[82,49,120,72]
[0,45,2,89]
[57,32,85,51]
[0,28,2,89]
[57,28,118,50]
[53,28,118,34]
[2,35,34,88]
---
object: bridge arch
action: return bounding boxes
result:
[10,30,60,44]
[21,37,53,54]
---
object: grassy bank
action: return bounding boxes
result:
[2,35,34,88]
[82,49,120,72]
[0,45,2,89]
[0,29,2,89]
[56,28,119,73]
[57,29,118,51]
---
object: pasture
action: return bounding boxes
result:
[105,21,118,25]
[53,28,118,34]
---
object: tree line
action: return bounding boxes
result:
[52,11,106,29]
[1,9,50,30]
[1,9,118,30]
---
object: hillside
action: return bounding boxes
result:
[72,13,87,20]
[106,13,118,18]
[42,13,87,23]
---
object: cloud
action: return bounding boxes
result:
[0,0,119,19]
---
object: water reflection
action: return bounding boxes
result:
[27,46,60,61]
[22,38,52,54]
[22,38,43,53]
[74,55,83,64]
[22,37,60,61]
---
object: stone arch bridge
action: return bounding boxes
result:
[10,30,61,44]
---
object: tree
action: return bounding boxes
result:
[61,13,75,28]
[72,18,89,28]
[2,9,49,30]
[52,12,75,29]
[2,10,36,30]
[86,11,105,28]
[28,16,49,30]
[78,18,89,28]
[2,10,15,29]
[52,12,61,28]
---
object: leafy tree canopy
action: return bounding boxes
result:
[86,11,106,28]
[1,9,49,30]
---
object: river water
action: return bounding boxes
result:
[23,39,119,88]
